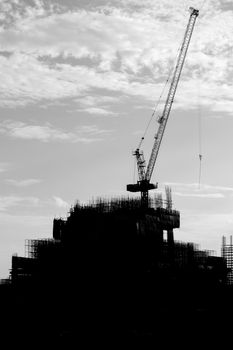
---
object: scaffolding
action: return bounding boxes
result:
[70,193,176,215]
[25,239,61,259]
[222,235,233,284]
[160,240,215,268]
[0,279,11,285]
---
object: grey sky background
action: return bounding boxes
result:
[0,0,233,277]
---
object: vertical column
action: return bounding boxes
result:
[167,229,174,246]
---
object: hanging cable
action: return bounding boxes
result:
[198,109,203,189]
[197,65,203,189]
[198,153,202,189]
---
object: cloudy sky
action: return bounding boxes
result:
[0,0,233,277]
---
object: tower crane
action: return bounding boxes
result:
[127,7,199,208]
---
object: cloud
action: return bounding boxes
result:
[163,182,233,200]
[0,211,51,233]
[0,1,231,112]
[79,107,116,116]
[5,178,42,187]
[0,196,39,211]
[76,95,119,115]
[0,53,84,107]
[0,120,112,143]
[165,182,233,192]
[53,196,69,209]
[0,52,135,108]
[174,191,225,199]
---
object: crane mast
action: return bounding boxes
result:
[127,7,199,207]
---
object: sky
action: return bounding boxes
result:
[0,0,233,278]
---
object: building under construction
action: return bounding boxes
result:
[0,191,229,344]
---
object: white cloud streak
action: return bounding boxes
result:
[163,182,233,200]
[5,178,42,187]
[0,195,39,211]
[78,107,116,116]
[174,192,225,199]
[0,121,113,143]
[165,182,233,192]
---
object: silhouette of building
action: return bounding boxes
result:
[0,194,229,343]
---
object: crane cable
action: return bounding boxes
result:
[137,42,183,151]
[133,155,137,183]
[135,2,207,186]
[137,74,171,150]
[137,0,208,152]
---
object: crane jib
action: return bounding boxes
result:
[146,8,199,181]
[127,7,199,207]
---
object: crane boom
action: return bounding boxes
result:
[127,7,199,207]
[146,7,199,181]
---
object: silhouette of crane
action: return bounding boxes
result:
[127,7,199,208]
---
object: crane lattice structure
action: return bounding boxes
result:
[127,7,199,208]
